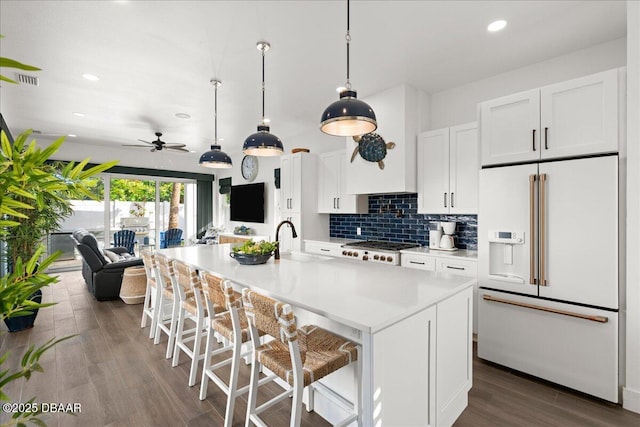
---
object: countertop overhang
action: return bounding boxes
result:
[160,244,475,334]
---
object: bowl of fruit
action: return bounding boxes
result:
[229,240,278,265]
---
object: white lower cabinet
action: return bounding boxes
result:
[372,286,472,426]
[304,240,344,257]
[402,251,478,334]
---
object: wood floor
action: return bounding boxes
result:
[1,270,639,427]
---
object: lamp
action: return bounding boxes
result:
[320,0,377,137]
[242,41,284,156]
[199,79,232,168]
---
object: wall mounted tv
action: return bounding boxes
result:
[230,182,265,223]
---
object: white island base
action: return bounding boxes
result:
[161,245,473,426]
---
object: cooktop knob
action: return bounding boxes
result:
[373,255,380,260]
[353,252,359,257]
[363,255,369,261]
[342,250,348,255]
[347,251,353,256]
[386,256,393,262]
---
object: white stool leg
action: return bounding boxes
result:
[199,324,214,400]
[291,381,304,427]
[153,293,167,345]
[147,286,159,339]
[245,356,261,427]
[188,317,205,386]
[224,334,242,427]
[172,307,186,365]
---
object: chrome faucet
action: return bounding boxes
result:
[274,220,298,260]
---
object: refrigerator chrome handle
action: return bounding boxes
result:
[540,173,548,286]
[529,174,537,285]
[482,294,608,323]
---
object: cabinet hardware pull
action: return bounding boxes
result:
[532,129,536,151]
[482,294,608,323]
[539,173,547,286]
[451,192,455,208]
[320,249,330,252]
[336,198,340,209]
[333,198,336,209]
[444,192,448,208]
[529,174,537,285]
[410,261,425,265]
[544,127,549,150]
[446,266,465,270]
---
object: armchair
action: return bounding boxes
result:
[71,228,144,301]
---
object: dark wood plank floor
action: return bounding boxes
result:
[1,271,639,427]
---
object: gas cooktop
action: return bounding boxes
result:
[342,240,420,252]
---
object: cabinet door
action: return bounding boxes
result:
[540,69,618,160]
[290,154,302,212]
[418,128,450,214]
[449,122,478,214]
[278,212,301,253]
[280,155,293,212]
[480,89,540,166]
[318,152,340,213]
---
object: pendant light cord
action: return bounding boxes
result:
[214,83,218,143]
[261,46,266,123]
[345,0,351,90]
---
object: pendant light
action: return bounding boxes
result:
[199,79,233,168]
[320,0,377,137]
[242,41,284,156]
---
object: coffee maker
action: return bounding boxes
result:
[429,222,442,249]
[439,221,456,249]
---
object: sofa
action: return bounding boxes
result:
[71,228,144,301]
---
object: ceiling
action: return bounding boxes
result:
[0,0,627,161]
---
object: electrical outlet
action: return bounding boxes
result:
[356,227,361,235]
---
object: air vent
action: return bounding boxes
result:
[15,73,39,86]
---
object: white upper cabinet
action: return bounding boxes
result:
[280,153,302,213]
[318,150,367,214]
[480,68,620,166]
[345,84,422,194]
[418,122,478,214]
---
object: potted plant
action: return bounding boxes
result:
[1,130,117,331]
[229,239,278,265]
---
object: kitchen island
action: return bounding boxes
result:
[161,244,474,426]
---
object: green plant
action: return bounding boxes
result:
[0,129,117,427]
[0,35,41,84]
[232,239,278,255]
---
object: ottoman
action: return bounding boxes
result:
[120,266,147,304]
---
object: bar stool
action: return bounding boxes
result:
[139,250,158,338]
[242,288,361,427]
[154,252,180,359]
[171,259,210,386]
[199,278,274,427]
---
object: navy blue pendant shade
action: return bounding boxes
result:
[199,78,232,168]
[242,124,284,156]
[199,144,232,168]
[320,89,377,136]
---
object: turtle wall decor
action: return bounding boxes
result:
[350,132,396,170]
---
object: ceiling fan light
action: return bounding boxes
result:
[199,144,233,168]
[320,90,377,136]
[242,125,284,156]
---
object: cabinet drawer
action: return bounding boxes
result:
[436,258,477,277]
[401,254,436,271]
[305,241,342,257]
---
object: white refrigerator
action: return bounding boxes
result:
[477,155,619,402]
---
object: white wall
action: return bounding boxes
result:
[429,37,627,129]
[625,0,640,415]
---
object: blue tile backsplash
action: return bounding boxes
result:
[329,193,478,250]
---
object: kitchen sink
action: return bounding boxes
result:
[278,252,332,263]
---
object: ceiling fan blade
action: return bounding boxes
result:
[164,143,187,148]
[151,147,157,152]
[137,139,154,145]
[123,144,155,148]
[167,146,190,152]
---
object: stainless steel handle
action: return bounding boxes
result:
[444,193,448,208]
[333,198,336,209]
[483,294,608,323]
[336,197,340,210]
[446,265,465,271]
[451,192,454,208]
[544,127,549,150]
[532,129,536,151]
[529,174,537,285]
[539,173,547,286]
[320,249,330,252]
[410,261,425,265]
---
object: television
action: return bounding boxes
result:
[230,182,265,223]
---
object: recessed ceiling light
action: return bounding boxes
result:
[82,73,100,81]
[175,112,191,119]
[72,112,85,117]
[487,20,507,32]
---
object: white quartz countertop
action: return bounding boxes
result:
[160,244,474,334]
[400,246,478,261]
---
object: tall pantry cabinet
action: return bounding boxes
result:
[279,152,328,252]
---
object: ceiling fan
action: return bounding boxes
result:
[124,132,189,152]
